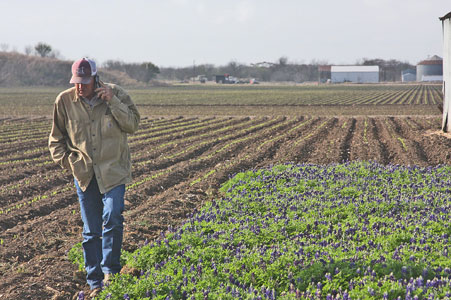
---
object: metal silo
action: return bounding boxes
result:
[416,55,443,81]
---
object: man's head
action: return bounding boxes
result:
[70,58,97,84]
[70,58,97,99]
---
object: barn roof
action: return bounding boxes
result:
[439,12,451,21]
[318,65,331,72]
[331,66,379,73]
[402,69,416,75]
[418,55,443,65]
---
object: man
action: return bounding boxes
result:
[49,58,140,296]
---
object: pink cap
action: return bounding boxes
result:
[70,58,97,84]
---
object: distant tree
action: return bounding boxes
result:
[361,58,415,82]
[224,61,239,76]
[193,64,217,80]
[155,57,415,83]
[269,56,292,81]
[34,42,52,57]
[222,60,253,79]
[103,59,125,71]
[141,62,160,83]
[48,49,62,59]
[0,43,9,52]
[103,60,160,83]
[277,56,288,67]
[24,45,33,55]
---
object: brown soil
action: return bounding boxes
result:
[0,111,450,300]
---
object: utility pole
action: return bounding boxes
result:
[193,60,196,83]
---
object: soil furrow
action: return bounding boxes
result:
[374,118,411,165]
[339,118,356,162]
[286,118,338,163]
[385,117,429,166]
[369,118,391,164]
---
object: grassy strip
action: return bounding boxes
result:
[363,119,368,144]
[0,85,442,108]
[0,185,72,215]
[293,119,331,146]
[384,120,408,152]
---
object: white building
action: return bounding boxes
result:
[421,75,443,82]
[416,55,443,82]
[331,66,379,83]
[401,69,416,82]
[402,73,416,82]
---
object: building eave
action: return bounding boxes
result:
[439,12,451,21]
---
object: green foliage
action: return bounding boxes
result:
[69,162,451,299]
[142,62,160,83]
[68,243,84,272]
[68,242,129,273]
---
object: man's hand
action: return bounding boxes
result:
[95,82,113,102]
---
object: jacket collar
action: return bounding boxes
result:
[72,87,98,103]
[70,87,80,102]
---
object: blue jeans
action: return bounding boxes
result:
[75,177,125,290]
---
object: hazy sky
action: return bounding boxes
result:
[1,0,450,67]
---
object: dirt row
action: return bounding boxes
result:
[0,115,450,300]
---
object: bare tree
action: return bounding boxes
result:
[361,58,414,82]
[278,56,288,67]
[0,43,9,52]
[24,45,33,55]
[224,60,247,78]
[103,60,125,71]
[34,42,52,57]
[48,49,62,59]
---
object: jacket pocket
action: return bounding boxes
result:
[68,152,85,176]
[101,115,121,138]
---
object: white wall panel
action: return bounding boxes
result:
[442,17,451,132]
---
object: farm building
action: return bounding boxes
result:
[416,55,443,82]
[440,12,451,132]
[401,69,416,82]
[331,66,379,83]
[318,65,331,83]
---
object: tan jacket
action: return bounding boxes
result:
[48,84,140,193]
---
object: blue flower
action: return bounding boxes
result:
[78,291,84,300]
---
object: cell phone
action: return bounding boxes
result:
[94,75,100,88]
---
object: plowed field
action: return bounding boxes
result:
[0,112,450,299]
